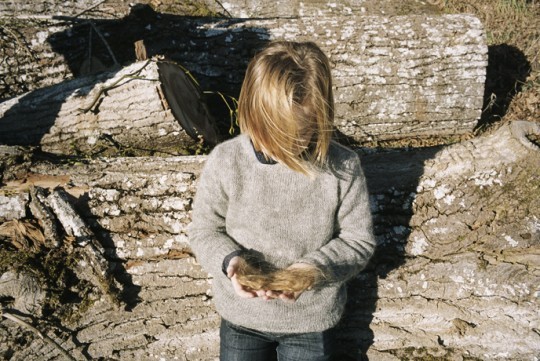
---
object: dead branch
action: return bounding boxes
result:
[78,59,153,113]
[29,186,61,248]
[46,187,121,308]
[73,0,107,19]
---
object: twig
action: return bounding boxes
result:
[73,0,107,19]
[204,90,238,134]
[5,15,57,20]
[79,59,154,113]
[1,309,77,361]
[88,20,119,66]
[87,24,93,69]
[0,24,36,60]
[213,0,233,18]
[48,10,120,68]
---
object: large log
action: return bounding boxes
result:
[349,121,540,359]
[0,59,218,155]
[0,1,225,99]
[203,0,441,18]
[0,121,538,360]
[0,0,439,101]
[1,11,487,148]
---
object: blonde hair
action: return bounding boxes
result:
[237,41,334,175]
[235,257,326,293]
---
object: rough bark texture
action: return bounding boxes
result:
[0,0,442,101]
[0,59,215,155]
[0,121,538,360]
[204,0,442,18]
[1,10,487,147]
[365,121,540,360]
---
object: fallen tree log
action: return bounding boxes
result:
[0,59,218,155]
[1,11,487,149]
[0,121,538,360]
[346,120,540,360]
[202,0,441,18]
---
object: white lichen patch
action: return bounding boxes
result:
[528,216,540,233]
[161,197,188,211]
[417,178,437,193]
[434,184,451,200]
[504,234,519,248]
[99,189,120,202]
[32,31,49,46]
[410,236,429,256]
[450,275,465,283]
[162,215,184,234]
[269,23,300,40]
[469,169,504,188]
[443,194,455,205]
[430,227,449,235]
[87,135,97,145]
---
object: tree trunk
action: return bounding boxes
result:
[1,11,487,148]
[0,59,218,155]
[202,0,442,18]
[1,121,538,360]
[361,121,540,360]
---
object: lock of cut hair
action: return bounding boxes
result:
[234,255,326,293]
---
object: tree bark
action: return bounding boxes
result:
[362,121,540,359]
[1,12,487,148]
[0,59,217,156]
[0,121,538,360]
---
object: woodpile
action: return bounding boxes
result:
[1,5,487,149]
[1,121,539,360]
[1,1,538,360]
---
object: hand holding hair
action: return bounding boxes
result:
[228,256,325,302]
[227,256,258,299]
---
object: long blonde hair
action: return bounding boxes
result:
[237,41,334,175]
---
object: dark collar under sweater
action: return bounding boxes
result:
[251,141,277,165]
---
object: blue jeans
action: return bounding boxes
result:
[220,319,335,361]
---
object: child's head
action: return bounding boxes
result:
[238,41,334,175]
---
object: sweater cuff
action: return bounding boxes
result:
[222,250,246,277]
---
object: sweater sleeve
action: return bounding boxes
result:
[187,150,242,277]
[297,155,376,283]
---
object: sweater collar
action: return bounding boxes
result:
[250,140,277,165]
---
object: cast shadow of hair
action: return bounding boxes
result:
[0,4,271,147]
[332,142,442,361]
[477,44,531,129]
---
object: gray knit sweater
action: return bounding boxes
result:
[188,134,375,333]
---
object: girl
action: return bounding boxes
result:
[188,41,375,361]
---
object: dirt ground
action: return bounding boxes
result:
[439,0,539,132]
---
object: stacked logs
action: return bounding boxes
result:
[0,121,538,360]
